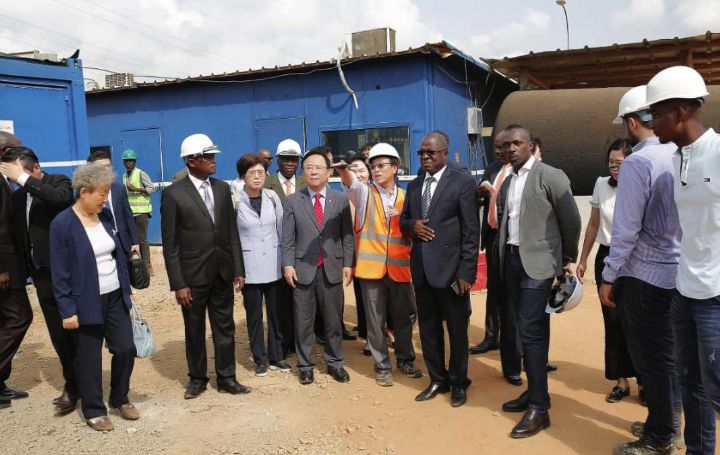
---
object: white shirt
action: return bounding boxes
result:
[344,172,398,228]
[84,223,120,295]
[590,176,616,246]
[187,172,215,206]
[278,174,296,196]
[422,165,447,200]
[674,128,720,299]
[506,155,536,246]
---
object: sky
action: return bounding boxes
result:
[1,0,719,88]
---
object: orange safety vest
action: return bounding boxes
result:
[354,184,411,282]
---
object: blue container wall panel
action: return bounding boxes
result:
[0,57,89,170]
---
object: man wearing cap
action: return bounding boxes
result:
[647,66,720,455]
[122,149,156,276]
[161,133,249,399]
[599,85,683,455]
[336,143,422,387]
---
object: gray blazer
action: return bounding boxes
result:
[236,189,283,284]
[497,160,581,280]
[282,187,354,285]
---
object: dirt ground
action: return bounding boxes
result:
[2,247,718,455]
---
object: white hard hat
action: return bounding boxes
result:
[642,65,709,108]
[180,133,221,158]
[276,139,302,157]
[546,274,584,314]
[612,86,649,124]
[368,143,400,161]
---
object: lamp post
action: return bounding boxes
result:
[556,0,570,50]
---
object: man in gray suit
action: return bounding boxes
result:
[282,149,354,385]
[496,125,581,438]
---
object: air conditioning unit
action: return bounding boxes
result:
[467,108,483,135]
[351,28,396,57]
[105,73,135,89]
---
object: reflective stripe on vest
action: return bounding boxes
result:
[354,184,411,282]
[123,168,152,214]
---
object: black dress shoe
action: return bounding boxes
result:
[469,339,499,355]
[450,387,467,407]
[502,390,529,412]
[0,386,29,400]
[511,409,550,438]
[342,331,358,341]
[54,390,79,415]
[505,374,523,386]
[218,379,251,395]
[546,363,558,372]
[327,366,350,383]
[0,397,10,409]
[415,382,450,401]
[299,370,314,385]
[184,381,207,399]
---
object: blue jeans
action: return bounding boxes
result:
[671,291,720,455]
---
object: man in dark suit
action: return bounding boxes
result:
[496,125,581,438]
[264,138,307,355]
[161,133,249,399]
[400,131,480,407]
[0,132,33,409]
[86,150,139,256]
[282,148,354,385]
[1,146,75,413]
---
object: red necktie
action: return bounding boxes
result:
[314,193,324,266]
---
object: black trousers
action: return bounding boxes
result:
[276,279,295,356]
[353,279,367,339]
[505,251,553,410]
[0,287,32,386]
[594,246,636,380]
[73,290,135,419]
[416,284,471,389]
[33,268,78,395]
[182,277,236,382]
[293,267,344,372]
[241,280,284,365]
[483,231,502,343]
[615,276,676,446]
[134,213,151,270]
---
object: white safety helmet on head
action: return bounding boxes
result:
[180,133,221,159]
[642,65,709,109]
[613,85,652,124]
[367,142,400,161]
[546,274,583,314]
[276,139,303,157]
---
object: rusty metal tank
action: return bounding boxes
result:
[493,86,720,195]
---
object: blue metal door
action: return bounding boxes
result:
[254,117,306,173]
[117,128,163,244]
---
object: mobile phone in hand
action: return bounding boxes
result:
[450,280,461,295]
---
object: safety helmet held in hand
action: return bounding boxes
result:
[276,139,303,157]
[368,142,401,162]
[180,133,221,158]
[643,65,709,108]
[122,149,137,160]
[546,274,583,314]
[613,86,652,124]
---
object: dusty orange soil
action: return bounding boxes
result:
[2,249,717,454]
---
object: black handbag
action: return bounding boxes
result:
[128,251,150,290]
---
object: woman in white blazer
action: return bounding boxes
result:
[235,153,288,376]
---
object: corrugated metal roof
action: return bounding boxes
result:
[88,40,495,95]
[487,31,720,89]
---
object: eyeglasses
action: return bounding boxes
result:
[303,165,328,172]
[370,162,393,171]
[245,169,266,177]
[608,160,624,169]
[416,148,446,157]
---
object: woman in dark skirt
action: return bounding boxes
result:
[576,138,636,403]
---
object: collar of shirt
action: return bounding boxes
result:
[510,155,535,177]
[372,180,397,200]
[278,173,295,186]
[678,128,716,156]
[425,164,447,182]
[632,135,664,153]
[187,172,211,191]
[307,187,327,201]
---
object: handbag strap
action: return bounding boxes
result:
[130,303,142,321]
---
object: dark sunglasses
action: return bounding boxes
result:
[416,148,447,157]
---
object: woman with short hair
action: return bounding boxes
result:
[50,162,138,431]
